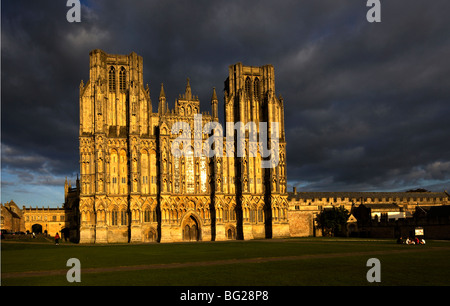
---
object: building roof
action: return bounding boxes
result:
[3,206,21,219]
[361,203,401,210]
[287,191,449,201]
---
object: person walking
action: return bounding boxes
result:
[55,233,60,245]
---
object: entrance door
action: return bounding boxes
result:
[190,224,198,241]
[32,224,43,234]
[184,225,191,241]
[183,215,200,241]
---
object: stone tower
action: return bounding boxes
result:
[223,63,288,239]
[79,50,152,243]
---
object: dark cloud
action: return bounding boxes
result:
[2,0,450,206]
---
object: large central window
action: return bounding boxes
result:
[185,148,194,193]
[200,156,207,193]
[174,155,180,193]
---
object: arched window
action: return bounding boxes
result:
[200,156,208,193]
[173,153,180,193]
[110,150,118,194]
[149,150,157,194]
[257,207,264,223]
[121,209,128,225]
[245,77,252,98]
[111,209,118,225]
[141,150,149,194]
[109,66,116,91]
[254,78,260,100]
[144,208,151,222]
[185,147,194,193]
[119,67,126,91]
[230,206,236,221]
[119,150,127,194]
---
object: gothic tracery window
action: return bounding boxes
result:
[111,209,118,225]
[121,210,128,225]
[200,156,207,193]
[185,147,194,193]
[254,77,260,100]
[245,77,251,98]
[141,150,149,194]
[110,150,118,194]
[174,154,180,193]
[109,66,116,91]
[119,67,126,91]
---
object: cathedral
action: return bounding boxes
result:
[78,49,289,243]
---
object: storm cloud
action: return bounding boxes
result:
[2,0,450,206]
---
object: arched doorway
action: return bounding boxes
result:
[226,226,236,240]
[146,228,157,242]
[182,215,200,241]
[32,224,43,234]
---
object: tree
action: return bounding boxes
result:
[316,206,350,237]
[406,188,430,193]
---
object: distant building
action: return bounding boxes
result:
[288,190,450,237]
[22,206,66,236]
[1,200,24,233]
[1,178,80,242]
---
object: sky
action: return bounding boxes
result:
[1,0,450,208]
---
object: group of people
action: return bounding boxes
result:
[397,236,426,245]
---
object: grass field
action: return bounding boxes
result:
[1,237,450,286]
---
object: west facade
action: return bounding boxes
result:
[78,50,289,243]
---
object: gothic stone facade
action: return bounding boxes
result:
[78,50,288,243]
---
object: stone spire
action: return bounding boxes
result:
[159,83,167,114]
[211,87,218,119]
[185,78,192,100]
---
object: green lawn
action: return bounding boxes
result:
[2,238,450,286]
